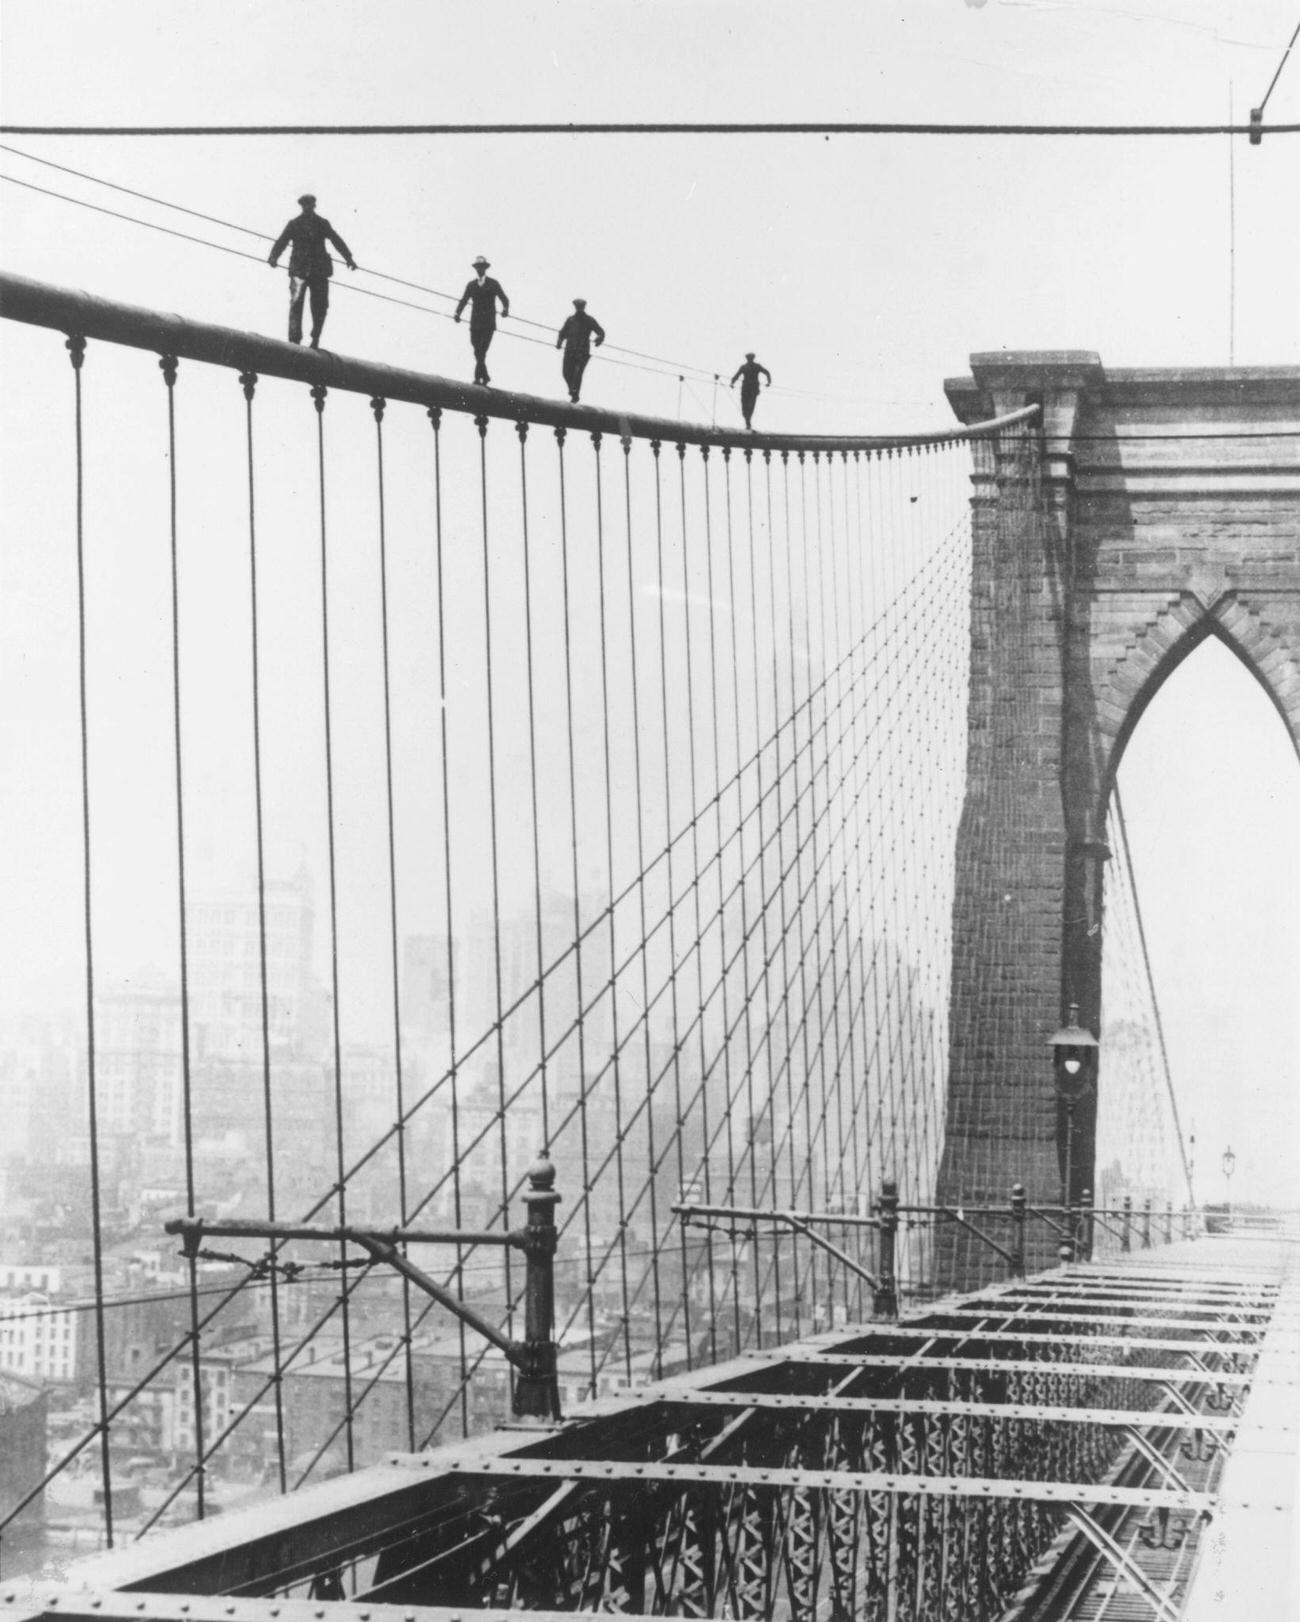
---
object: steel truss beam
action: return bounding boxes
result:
[7,1249,1288,1622]
[746,1354,1252,1384]
[967,1283,1272,1303]
[639,1387,1239,1430]
[432,1453,1211,1512]
[1011,1276,1274,1294]
[932,1308,1267,1332]
[0,1596,666,1622]
[790,1326,1261,1354]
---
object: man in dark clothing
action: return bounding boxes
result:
[555,299,605,403]
[731,352,773,430]
[454,256,510,385]
[268,194,356,349]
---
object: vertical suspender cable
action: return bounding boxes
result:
[621,435,676,1367]
[778,451,804,1337]
[67,333,113,1548]
[429,408,469,1439]
[516,422,551,1154]
[700,446,734,1361]
[672,441,698,1367]
[762,449,789,1341]
[370,397,416,1451]
[742,450,771,1342]
[718,448,748,1354]
[160,354,205,1519]
[691,446,720,1363]
[838,450,870,1305]
[649,439,679,1373]
[554,428,602,1392]
[834,449,866,1305]
[239,370,287,1492]
[818,452,849,1321]
[655,441,688,1365]
[864,449,889,1189]
[795,453,825,1271]
[595,431,657,1373]
[311,382,355,1472]
[474,415,516,1368]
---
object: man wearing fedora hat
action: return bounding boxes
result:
[454,257,510,385]
[555,299,605,403]
[268,194,356,349]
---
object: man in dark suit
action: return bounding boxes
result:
[731,353,772,430]
[454,256,510,385]
[268,194,356,349]
[555,299,605,403]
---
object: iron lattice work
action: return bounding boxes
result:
[0,275,1040,1557]
[3,1244,1290,1622]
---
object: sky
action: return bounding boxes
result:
[1,0,1298,1203]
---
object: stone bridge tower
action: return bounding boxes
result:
[935,353,1300,1284]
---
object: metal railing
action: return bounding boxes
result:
[0,270,1048,1563]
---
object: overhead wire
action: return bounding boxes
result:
[1256,17,1300,114]
[0,172,696,387]
[0,143,921,410]
[0,145,717,384]
[4,119,1300,135]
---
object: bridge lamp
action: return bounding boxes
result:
[1221,1145,1236,1218]
[1048,1004,1099,1228]
[1049,1004,1098,1094]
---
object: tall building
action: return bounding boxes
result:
[189,871,318,1062]
[97,970,183,1145]
[82,874,324,1169]
[0,1290,79,1384]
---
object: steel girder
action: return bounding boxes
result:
[5,1249,1292,1622]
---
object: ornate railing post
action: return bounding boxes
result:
[1080,1187,1094,1260]
[873,1179,899,1319]
[1165,1199,1173,1246]
[1121,1193,1132,1253]
[1062,1192,1077,1263]
[1142,1196,1152,1249]
[1009,1183,1027,1278]
[515,1153,562,1419]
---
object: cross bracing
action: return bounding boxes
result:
[0,275,1220,1606]
[3,1241,1293,1622]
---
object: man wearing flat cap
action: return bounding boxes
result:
[556,299,605,403]
[731,352,772,431]
[268,194,356,349]
[454,257,510,385]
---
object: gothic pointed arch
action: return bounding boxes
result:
[1095,591,1300,811]
[935,353,1300,1287]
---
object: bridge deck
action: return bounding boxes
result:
[3,1236,1293,1622]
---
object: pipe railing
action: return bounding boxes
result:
[165,1155,563,1421]
[677,1180,1208,1319]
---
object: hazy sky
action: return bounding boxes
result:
[1,0,1298,1202]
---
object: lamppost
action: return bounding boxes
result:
[1049,1003,1099,1258]
[1222,1145,1236,1225]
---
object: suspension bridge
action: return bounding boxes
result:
[0,273,1296,1620]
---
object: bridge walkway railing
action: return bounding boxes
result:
[2,1233,1292,1622]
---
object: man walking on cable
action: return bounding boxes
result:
[556,299,605,403]
[731,352,772,430]
[454,256,510,385]
[268,194,356,349]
